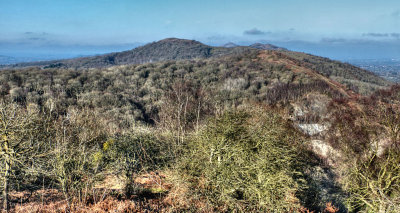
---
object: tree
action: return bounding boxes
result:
[50,108,107,208]
[157,80,212,145]
[0,103,50,211]
[376,102,400,147]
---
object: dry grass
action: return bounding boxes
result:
[6,172,172,213]
[12,197,140,213]
[4,171,336,212]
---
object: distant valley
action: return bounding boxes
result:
[0,55,20,65]
[348,59,400,82]
[0,54,92,65]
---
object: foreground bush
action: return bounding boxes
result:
[0,103,53,211]
[327,89,400,212]
[101,128,174,197]
[345,149,400,213]
[178,107,307,211]
[50,108,108,207]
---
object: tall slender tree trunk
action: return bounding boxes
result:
[3,155,9,212]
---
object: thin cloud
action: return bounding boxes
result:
[22,32,50,43]
[244,28,269,35]
[362,32,400,39]
[362,33,389,37]
[392,10,400,17]
[320,38,347,43]
[391,33,400,39]
[28,37,46,41]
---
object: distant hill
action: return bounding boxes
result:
[7,38,252,69]
[2,38,390,95]
[222,42,239,48]
[221,42,286,50]
[250,43,287,51]
[6,38,290,69]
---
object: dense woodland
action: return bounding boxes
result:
[0,48,389,127]
[0,40,399,212]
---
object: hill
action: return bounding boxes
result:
[250,43,287,51]
[6,38,252,69]
[0,39,391,128]
[3,38,389,93]
[4,38,290,69]
[0,43,390,126]
[279,51,390,94]
[222,42,239,48]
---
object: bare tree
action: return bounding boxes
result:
[0,103,49,211]
[157,80,212,144]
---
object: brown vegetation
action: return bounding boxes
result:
[0,41,397,212]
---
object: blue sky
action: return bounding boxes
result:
[1,0,400,59]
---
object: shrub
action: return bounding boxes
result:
[178,107,306,211]
[344,149,400,212]
[102,128,173,197]
[50,108,108,207]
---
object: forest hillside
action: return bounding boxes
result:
[0,39,399,213]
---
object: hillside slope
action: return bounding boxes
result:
[3,38,295,69]
[7,38,252,69]
[0,47,390,127]
[4,38,390,94]
[283,51,390,94]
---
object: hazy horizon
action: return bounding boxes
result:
[1,0,400,61]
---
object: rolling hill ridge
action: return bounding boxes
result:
[3,38,390,94]
[0,39,391,127]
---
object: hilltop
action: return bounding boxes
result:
[222,42,239,48]
[6,38,251,68]
[250,43,287,50]
[3,38,300,69]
